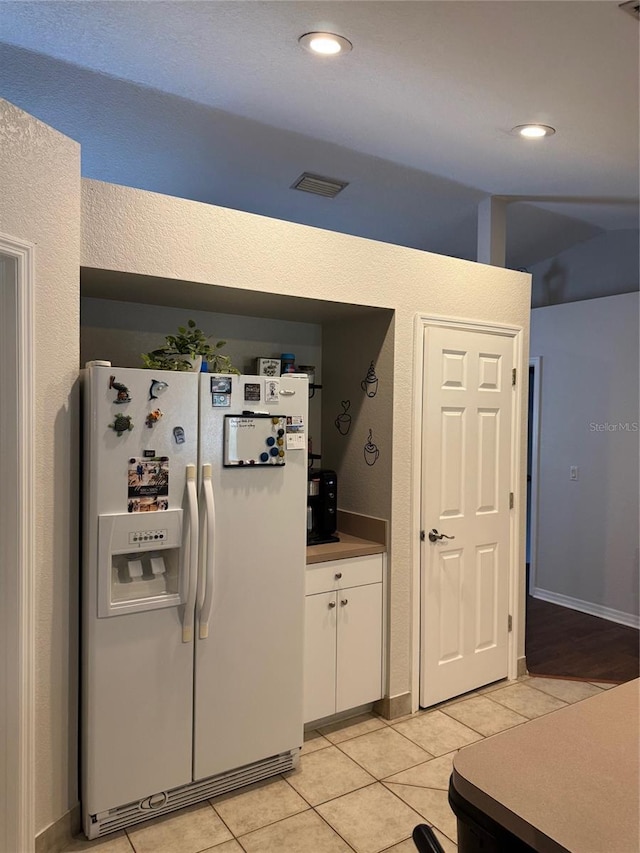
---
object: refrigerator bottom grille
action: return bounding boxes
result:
[86,748,300,839]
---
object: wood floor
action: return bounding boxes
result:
[525,595,640,683]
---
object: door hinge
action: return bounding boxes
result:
[512,367,516,386]
[509,492,514,509]
[508,614,513,632]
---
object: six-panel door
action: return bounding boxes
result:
[420,325,514,707]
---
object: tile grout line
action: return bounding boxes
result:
[380,748,459,790]
[226,780,364,853]
[392,708,488,750]
[206,793,239,849]
[381,777,457,848]
[437,695,530,738]
[331,728,437,778]
[484,686,570,718]
[311,803,360,853]
[281,760,375,809]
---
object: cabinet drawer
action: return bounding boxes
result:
[305,554,383,595]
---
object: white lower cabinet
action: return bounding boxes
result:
[304,554,384,723]
[304,591,339,722]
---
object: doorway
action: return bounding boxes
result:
[526,358,541,593]
[524,357,639,682]
[0,238,36,853]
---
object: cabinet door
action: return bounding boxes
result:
[336,584,383,713]
[304,591,337,722]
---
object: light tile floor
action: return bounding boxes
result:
[64,676,613,853]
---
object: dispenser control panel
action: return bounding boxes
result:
[128,529,168,545]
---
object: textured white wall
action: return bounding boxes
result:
[82,179,531,698]
[0,100,80,834]
[530,229,639,308]
[530,293,639,617]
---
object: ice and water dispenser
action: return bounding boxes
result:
[97,510,184,616]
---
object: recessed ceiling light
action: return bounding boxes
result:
[298,32,352,56]
[511,124,556,139]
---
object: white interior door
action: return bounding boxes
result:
[420,323,514,707]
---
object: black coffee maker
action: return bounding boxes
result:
[307,469,339,545]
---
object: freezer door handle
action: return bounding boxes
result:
[199,463,216,640]
[182,464,199,643]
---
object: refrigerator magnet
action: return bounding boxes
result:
[173,426,185,444]
[211,377,232,394]
[212,394,230,407]
[285,415,305,450]
[149,379,169,400]
[244,383,261,402]
[265,379,280,403]
[145,408,163,428]
[127,456,169,512]
[108,414,133,436]
[109,375,131,404]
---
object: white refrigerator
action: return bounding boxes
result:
[82,364,308,838]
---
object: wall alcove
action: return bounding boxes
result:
[80,267,395,522]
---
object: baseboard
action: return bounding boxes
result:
[373,692,412,720]
[517,656,528,677]
[36,803,81,853]
[304,702,374,730]
[532,587,640,630]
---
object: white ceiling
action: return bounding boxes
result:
[1,0,638,270]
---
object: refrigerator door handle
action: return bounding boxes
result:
[199,463,216,639]
[182,464,199,643]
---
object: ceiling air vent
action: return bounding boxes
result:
[619,1,639,20]
[291,172,349,199]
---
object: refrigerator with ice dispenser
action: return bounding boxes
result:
[81,363,308,838]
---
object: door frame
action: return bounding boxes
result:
[411,314,525,711]
[0,233,36,852]
[527,357,542,594]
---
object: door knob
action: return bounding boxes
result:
[334,572,342,579]
[328,600,336,609]
[340,599,348,606]
[428,529,455,543]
